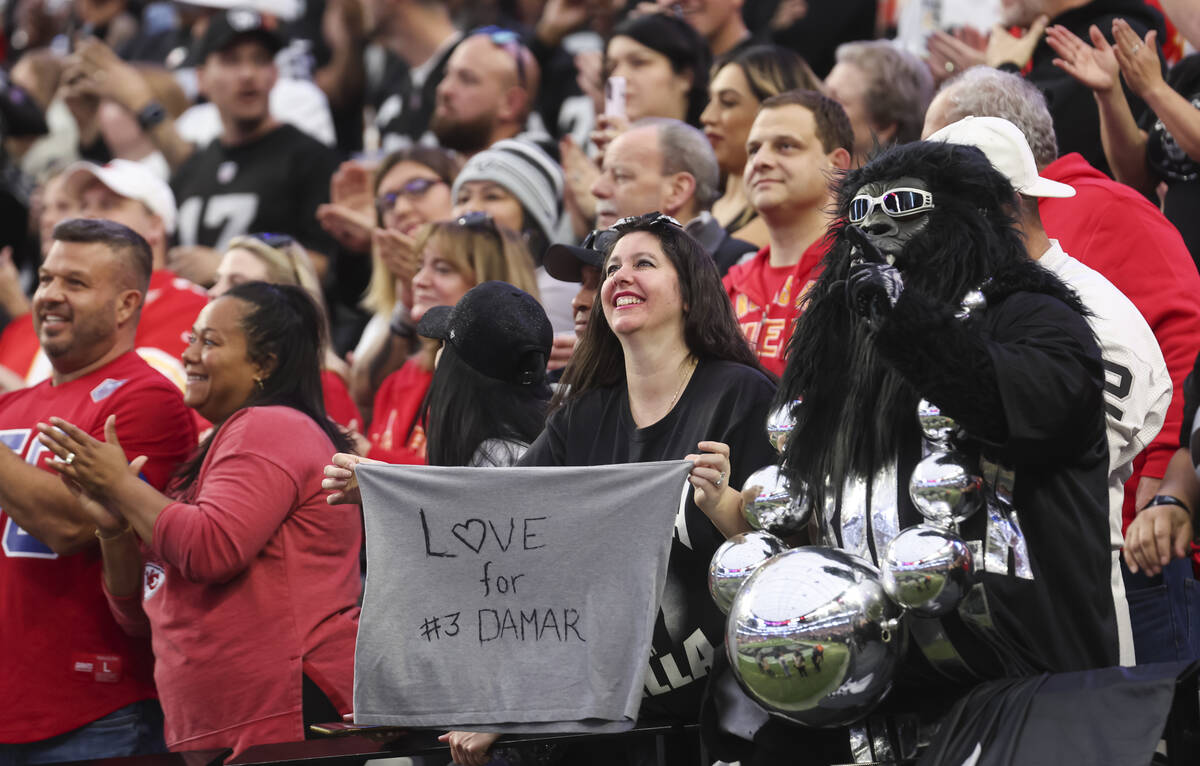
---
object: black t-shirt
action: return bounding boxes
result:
[1145,53,1200,263]
[170,124,338,255]
[520,358,778,722]
[372,40,458,152]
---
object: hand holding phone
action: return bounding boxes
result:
[604,76,626,118]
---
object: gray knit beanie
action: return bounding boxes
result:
[451,139,564,246]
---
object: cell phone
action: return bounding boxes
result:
[604,76,626,118]
[308,722,409,738]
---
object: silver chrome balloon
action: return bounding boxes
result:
[916,399,958,445]
[743,465,811,537]
[709,531,789,615]
[909,452,984,524]
[766,399,801,453]
[881,524,973,616]
[726,546,903,728]
[954,289,987,321]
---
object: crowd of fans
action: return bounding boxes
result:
[1,0,1200,763]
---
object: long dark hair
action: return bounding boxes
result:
[173,282,353,495]
[610,13,711,126]
[422,343,550,466]
[555,216,767,410]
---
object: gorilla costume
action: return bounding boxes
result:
[703,142,1122,765]
[778,141,1117,681]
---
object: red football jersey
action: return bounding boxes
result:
[0,352,196,742]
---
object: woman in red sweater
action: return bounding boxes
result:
[37,283,361,756]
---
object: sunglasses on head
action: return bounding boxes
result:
[847,188,934,224]
[472,26,527,90]
[455,210,500,235]
[250,232,295,249]
[375,177,445,218]
[581,228,620,254]
[613,212,683,230]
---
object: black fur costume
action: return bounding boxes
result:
[702,141,1119,766]
[778,141,1089,517]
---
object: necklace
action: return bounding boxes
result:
[659,355,697,422]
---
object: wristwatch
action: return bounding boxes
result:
[136,100,167,131]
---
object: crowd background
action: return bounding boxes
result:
[3,0,1200,762]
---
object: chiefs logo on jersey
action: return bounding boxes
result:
[144,562,166,600]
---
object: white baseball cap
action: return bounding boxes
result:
[927,115,1075,199]
[63,159,178,234]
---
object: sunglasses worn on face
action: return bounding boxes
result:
[847,188,934,224]
[375,177,446,219]
[473,26,527,89]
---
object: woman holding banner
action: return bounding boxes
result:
[518,212,778,760]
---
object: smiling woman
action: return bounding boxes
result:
[520,214,777,751]
[35,283,361,757]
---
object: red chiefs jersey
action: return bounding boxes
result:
[0,352,196,742]
[723,240,828,378]
[0,270,207,391]
[366,359,431,465]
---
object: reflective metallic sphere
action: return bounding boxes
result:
[909,451,984,524]
[766,399,801,453]
[709,531,789,614]
[954,289,987,320]
[726,546,903,728]
[881,525,973,616]
[743,465,811,537]
[917,399,958,444]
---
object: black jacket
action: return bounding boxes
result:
[1027,0,1165,177]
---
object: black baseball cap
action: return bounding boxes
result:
[417,282,553,386]
[200,8,285,59]
[543,228,618,283]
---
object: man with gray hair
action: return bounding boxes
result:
[924,66,1200,663]
[589,117,755,274]
[824,40,934,166]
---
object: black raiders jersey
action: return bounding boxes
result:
[171,124,339,254]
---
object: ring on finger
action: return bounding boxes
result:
[64,452,76,466]
[1130,42,1143,54]
[715,470,727,487]
[944,61,955,73]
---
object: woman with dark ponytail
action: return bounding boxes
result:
[37,283,362,757]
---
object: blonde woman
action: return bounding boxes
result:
[364,216,539,464]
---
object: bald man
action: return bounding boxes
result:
[431,30,542,156]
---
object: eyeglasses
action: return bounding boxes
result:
[472,26,527,89]
[847,188,934,224]
[613,212,683,230]
[375,177,446,219]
